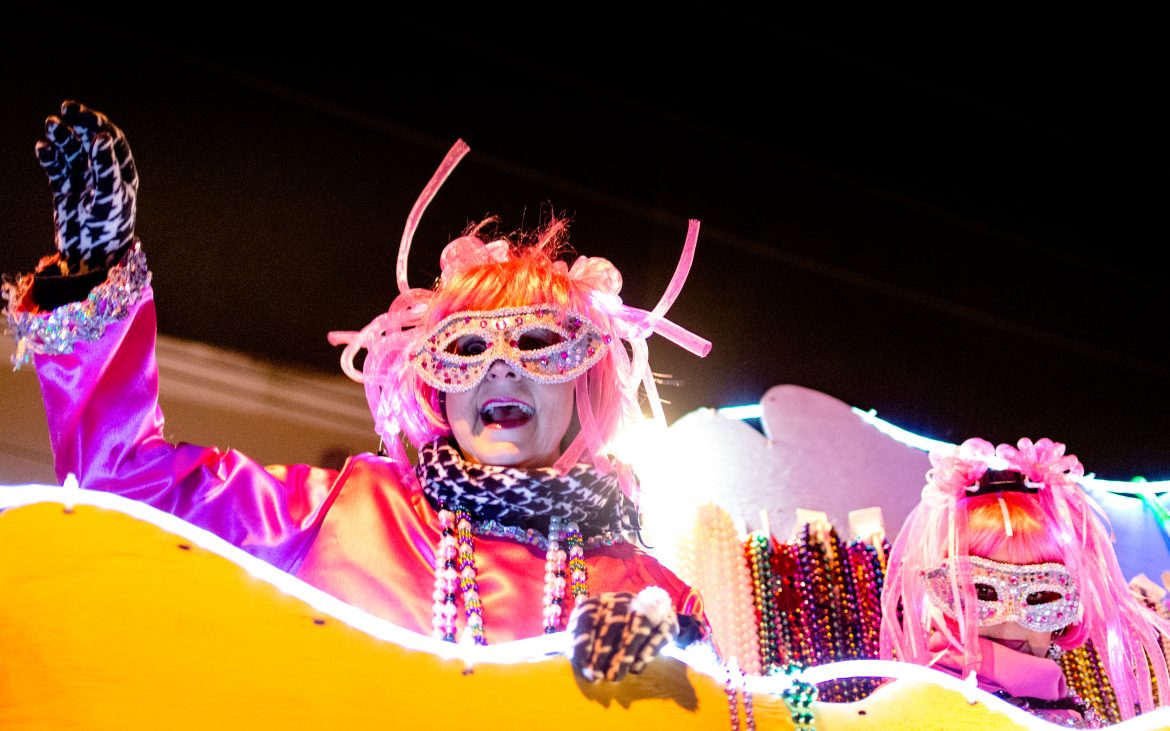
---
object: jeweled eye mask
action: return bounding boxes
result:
[924,555,1080,633]
[409,305,609,392]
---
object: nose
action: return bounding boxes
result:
[994,622,1032,640]
[486,359,519,379]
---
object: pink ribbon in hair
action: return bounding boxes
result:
[566,255,623,298]
[996,437,1084,491]
[606,219,712,359]
[439,235,510,282]
[922,437,995,504]
[397,140,472,295]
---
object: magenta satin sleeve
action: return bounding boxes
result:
[32,287,337,572]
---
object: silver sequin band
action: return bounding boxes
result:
[3,245,151,369]
[472,518,626,550]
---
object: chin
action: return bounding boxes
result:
[452,422,561,468]
[479,445,558,469]
[481,451,526,467]
[493,451,555,469]
[460,439,526,467]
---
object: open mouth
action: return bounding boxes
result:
[480,399,535,429]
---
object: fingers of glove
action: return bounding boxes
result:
[605,607,673,680]
[593,594,637,681]
[45,114,86,159]
[570,594,627,678]
[568,596,599,673]
[610,586,681,678]
[87,133,122,203]
[603,620,642,681]
[36,104,109,272]
[570,592,640,682]
[37,130,84,268]
[572,594,619,678]
[108,120,138,190]
[38,118,87,195]
[626,617,679,676]
[569,597,603,678]
[60,100,139,193]
[35,138,69,190]
[60,100,111,129]
[78,133,135,269]
[58,100,109,149]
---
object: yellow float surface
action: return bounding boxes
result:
[2,492,1165,730]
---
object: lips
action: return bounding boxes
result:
[987,637,1033,654]
[480,398,535,429]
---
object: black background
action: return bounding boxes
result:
[2,8,1166,480]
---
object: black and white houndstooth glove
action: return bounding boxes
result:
[35,100,138,274]
[568,586,680,682]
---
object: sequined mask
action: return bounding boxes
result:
[924,556,1081,633]
[409,305,608,392]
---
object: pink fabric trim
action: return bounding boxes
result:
[927,632,1068,701]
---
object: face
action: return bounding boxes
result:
[978,613,1054,658]
[975,547,1066,657]
[445,359,576,468]
[982,545,1071,659]
[924,547,1079,658]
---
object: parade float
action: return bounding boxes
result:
[4,384,1168,731]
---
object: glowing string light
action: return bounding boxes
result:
[717,402,1170,494]
[0,483,565,668]
[7,484,1170,728]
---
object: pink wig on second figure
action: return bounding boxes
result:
[880,436,1170,719]
[328,141,711,503]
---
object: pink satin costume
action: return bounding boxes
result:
[25,280,703,643]
[927,633,1086,726]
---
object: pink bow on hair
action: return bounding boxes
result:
[996,437,1084,491]
[566,256,623,298]
[439,235,510,283]
[922,437,995,504]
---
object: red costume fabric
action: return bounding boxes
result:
[28,283,703,643]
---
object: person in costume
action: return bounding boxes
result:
[3,100,713,681]
[879,436,1170,727]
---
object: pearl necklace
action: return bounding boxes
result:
[434,508,587,644]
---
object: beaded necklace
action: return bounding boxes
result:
[433,507,588,644]
[773,540,816,667]
[846,541,883,663]
[745,532,785,674]
[724,661,756,731]
[1057,641,1121,725]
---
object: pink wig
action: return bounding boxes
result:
[879,437,1170,718]
[328,140,710,501]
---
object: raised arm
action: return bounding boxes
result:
[2,101,338,572]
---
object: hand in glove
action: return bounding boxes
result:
[568,586,680,682]
[35,100,138,274]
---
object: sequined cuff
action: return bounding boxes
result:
[2,244,151,369]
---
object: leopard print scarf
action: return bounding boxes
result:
[416,438,638,541]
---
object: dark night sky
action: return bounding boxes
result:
[2,9,1166,480]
